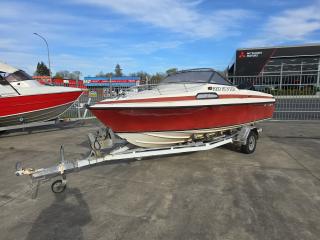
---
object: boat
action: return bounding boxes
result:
[0,62,83,127]
[87,68,275,148]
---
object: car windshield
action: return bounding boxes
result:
[5,70,32,82]
[161,70,232,85]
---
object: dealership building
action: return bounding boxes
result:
[228,44,320,76]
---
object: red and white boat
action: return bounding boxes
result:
[0,62,82,127]
[88,69,275,148]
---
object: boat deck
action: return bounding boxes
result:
[1,119,320,240]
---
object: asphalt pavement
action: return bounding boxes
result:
[0,120,320,240]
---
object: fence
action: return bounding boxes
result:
[228,73,320,120]
[60,72,320,121]
[61,87,106,119]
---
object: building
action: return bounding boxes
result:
[84,76,139,87]
[228,44,320,76]
[33,76,86,89]
[33,75,140,98]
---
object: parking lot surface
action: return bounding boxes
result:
[0,120,320,240]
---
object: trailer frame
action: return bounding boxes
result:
[0,119,59,132]
[15,125,261,198]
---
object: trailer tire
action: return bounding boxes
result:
[51,180,67,193]
[241,131,257,154]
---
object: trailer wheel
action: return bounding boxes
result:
[51,180,66,193]
[241,131,257,154]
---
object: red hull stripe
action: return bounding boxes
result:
[90,102,275,133]
[0,91,82,117]
[98,94,274,104]
[118,118,272,134]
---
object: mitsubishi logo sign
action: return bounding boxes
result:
[239,51,246,58]
[239,51,263,59]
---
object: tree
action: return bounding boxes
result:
[70,71,81,80]
[105,72,114,78]
[54,72,64,78]
[129,71,166,85]
[114,64,123,77]
[96,71,114,78]
[166,68,178,75]
[54,70,82,79]
[130,71,150,85]
[34,61,50,76]
[54,70,70,78]
[96,71,105,77]
[151,72,165,84]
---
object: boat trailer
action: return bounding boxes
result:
[15,125,261,198]
[0,119,59,132]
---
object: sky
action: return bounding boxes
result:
[1,0,320,77]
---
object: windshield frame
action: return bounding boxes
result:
[161,69,233,86]
[5,70,32,82]
[209,72,233,86]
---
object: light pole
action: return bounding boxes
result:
[33,32,51,79]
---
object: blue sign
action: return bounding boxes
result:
[84,76,140,87]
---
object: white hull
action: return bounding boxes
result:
[117,121,263,148]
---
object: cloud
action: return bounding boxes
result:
[0,51,38,74]
[0,0,192,74]
[0,0,129,74]
[55,53,138,73]
[243,2,320,47]
[73,0,252,39]
[132,41,184,54]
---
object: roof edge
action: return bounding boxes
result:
[237,43,320,51]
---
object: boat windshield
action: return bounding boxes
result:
[162,71,213,84]
[0,74,9,85]
[161,70,232,85]
[4,70,32,82]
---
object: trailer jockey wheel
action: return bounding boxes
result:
[241,131,257,154]
[51,179,67,193]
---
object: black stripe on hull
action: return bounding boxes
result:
[0,102,74,127]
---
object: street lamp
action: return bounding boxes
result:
[33,32,52,79]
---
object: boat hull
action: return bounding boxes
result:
[117,121,265,148]
[0,91,82,127]
[90,102,275,147]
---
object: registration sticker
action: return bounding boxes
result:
[212,87,236,92]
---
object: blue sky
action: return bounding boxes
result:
[1,0,320,77]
